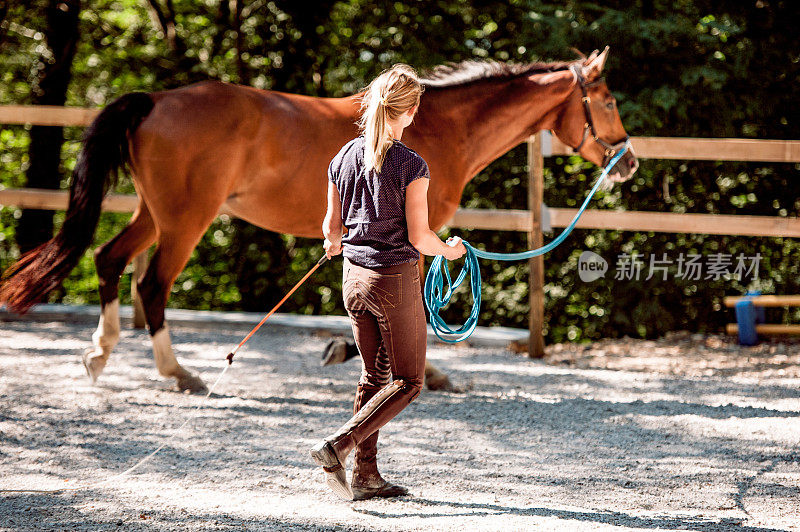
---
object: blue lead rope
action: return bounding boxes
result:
[423,145,629,343]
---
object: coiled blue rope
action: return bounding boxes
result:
[424,144,629,343]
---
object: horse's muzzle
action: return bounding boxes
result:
[608,147,638,182]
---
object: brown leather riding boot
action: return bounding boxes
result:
[351,384,383,489]
[327,379,420,463]
[351,425,409,500]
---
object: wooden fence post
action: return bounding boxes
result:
[527,134,545,358]
[131,251,148,329]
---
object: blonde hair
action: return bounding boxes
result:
[358,64,424,174]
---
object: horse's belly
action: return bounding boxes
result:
[223,195,324,238]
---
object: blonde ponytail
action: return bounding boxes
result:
[358,64,424,174]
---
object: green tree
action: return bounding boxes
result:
[16,0,81,254]
[1,0,797,341]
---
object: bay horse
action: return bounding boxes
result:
[0,48,637,392]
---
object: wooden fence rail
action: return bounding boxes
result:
[542,133,800,162]
[0,105,99,127]
[6,188,799,238]
[2,105,800,351]
[451,207,800,238]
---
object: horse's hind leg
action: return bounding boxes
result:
[83,201,156,382]
[137,229,211,393]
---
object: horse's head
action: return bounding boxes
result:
[552,47,638,183]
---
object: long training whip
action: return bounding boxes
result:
[424,145,629,343]
[0,254,329,494]
[226,254,329,364]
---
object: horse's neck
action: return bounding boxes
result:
[420,69,575,189]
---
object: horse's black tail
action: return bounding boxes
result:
[0,92,154,313]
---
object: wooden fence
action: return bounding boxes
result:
[1,105,800,351]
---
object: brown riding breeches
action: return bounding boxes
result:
[343,257,427,391]
[331,258,427,450]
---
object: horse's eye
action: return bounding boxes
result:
[605,101,615,110]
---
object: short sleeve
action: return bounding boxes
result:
[327,152,340,184]
[404,157,429,191]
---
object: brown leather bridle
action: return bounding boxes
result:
[569,63,630,168]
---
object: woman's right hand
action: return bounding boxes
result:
[323,238,342,259]
[443,236,467,261]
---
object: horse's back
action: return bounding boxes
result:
[136,82,353,155]
[141,82,264,143]
[128,82,359,236]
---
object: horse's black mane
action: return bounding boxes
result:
[420,59,577,89]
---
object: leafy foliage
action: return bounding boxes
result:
[1,0,798,341]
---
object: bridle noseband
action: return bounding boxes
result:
[569,64,629,168]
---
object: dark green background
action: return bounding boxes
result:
[1,1,798,343]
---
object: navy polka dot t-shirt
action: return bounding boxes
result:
[328,136,430,268]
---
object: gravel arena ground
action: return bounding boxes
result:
[1,319,799,531]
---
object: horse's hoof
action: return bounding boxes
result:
[82,349,107,384]
[321,339,360,366]
[175,372,208,394]
[425,372,460,392]
[321,339,348,366]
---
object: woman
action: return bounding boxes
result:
[310,64,466,501]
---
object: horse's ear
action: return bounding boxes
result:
[582,46,609,81]
[570,47,587,60]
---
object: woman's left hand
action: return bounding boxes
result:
[323,238,342,259]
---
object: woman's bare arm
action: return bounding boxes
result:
[323,181,343,258]
[405,178,466,260]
